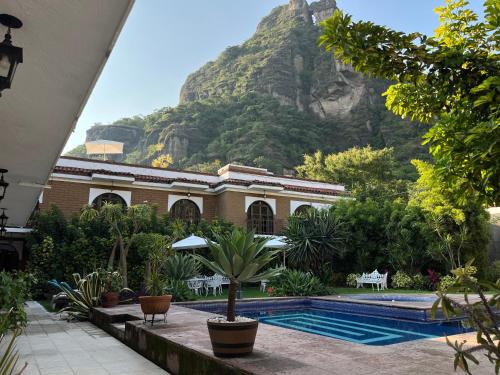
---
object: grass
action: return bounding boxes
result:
[192,286,433,301]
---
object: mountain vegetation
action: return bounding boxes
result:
[67,0,429,178]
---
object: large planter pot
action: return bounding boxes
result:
[207,318,259,357]
[138,295,172,325]
[101,292,119,308]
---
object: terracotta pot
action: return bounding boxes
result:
[207,319,258,357]
[138,295,172,315]
[101,292,119,308]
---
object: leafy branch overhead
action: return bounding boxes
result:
[320,0,499,205]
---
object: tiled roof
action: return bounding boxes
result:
[52,166,346,197]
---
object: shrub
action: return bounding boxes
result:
[411,274,425,290]
[284,209,346,273]
[438,275,456,292]
[426,269,440,290]
[270,270,326,296]
[0,271,35,329]
[164,253,200,281]
[165,279,195,302]
[346,273,360,287]
[391,271,413,289]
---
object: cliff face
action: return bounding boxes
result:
[179,0,383,119]
[67,0,426,175]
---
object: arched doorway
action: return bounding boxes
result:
[170,199,201,225]
[247,200,274,234]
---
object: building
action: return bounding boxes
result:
[39,157,348,234]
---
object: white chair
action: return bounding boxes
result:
[187,278,203,295]
[205,276,222,296]
[260,279,269,292]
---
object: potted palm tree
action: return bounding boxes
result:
[193,229,281,357]
[139,245,172,325]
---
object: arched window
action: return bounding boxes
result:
[247,201,274,234]
[294,204,313,215]
[170,199,201,225]
[92,193,126,209]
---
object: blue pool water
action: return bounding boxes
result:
[252,309,468,345]
[185,298,470,345]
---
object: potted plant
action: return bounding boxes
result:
[101,270,124,308]
[193,229,281,357]
[138,247,172,325]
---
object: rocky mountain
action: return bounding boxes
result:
[67,0,428,177]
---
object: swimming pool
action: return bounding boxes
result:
[184,298,470,345]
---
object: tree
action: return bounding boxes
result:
[81,203,152,287]
[296,146,409,201]
[152,154,173,169]
[409,160,490,274]
[284,209,346,274]
[320,0,499,205]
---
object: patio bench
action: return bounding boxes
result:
[356,270,388,291]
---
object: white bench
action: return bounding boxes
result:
[356,270,388,291]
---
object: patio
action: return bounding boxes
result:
[16,302,168,375]
[89,299,492,375]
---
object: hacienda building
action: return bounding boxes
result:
[38,157,349,235]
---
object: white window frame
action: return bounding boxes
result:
[88,188,131,207]
[168,194,203,214]
[245,196,276,215]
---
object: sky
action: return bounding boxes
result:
[63,0,484,152]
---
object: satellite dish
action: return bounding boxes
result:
[85,140,124,160]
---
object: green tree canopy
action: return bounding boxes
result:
[320,0,499,205]
[296,146,409,201]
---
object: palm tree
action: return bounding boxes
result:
[193,229,281,321]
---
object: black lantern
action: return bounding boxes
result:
[0,14,23,95]
[0,169,8,201]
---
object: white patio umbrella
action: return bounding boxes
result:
[172,234,214,253]
[263,236,289,266]
[85,140,124,160]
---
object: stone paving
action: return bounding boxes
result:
[94,302,494,375]
[15,302,168,375]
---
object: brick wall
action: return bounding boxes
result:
[40,180,336,233]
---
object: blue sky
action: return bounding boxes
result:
[64,0,484,152]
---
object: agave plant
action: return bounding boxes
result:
[193,229,281,321]
[164,253,200,281]
[0,310,26,375]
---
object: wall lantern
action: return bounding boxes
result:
[0,169,8,201]
[0,14,23,96]
[0,208,7,238]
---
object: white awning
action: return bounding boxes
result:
[172,235,214,250]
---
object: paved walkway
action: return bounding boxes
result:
[16,302,168,375]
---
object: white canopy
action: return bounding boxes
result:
[264,236,288,249]
[172,234,213,250]
[85,140,124,155]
